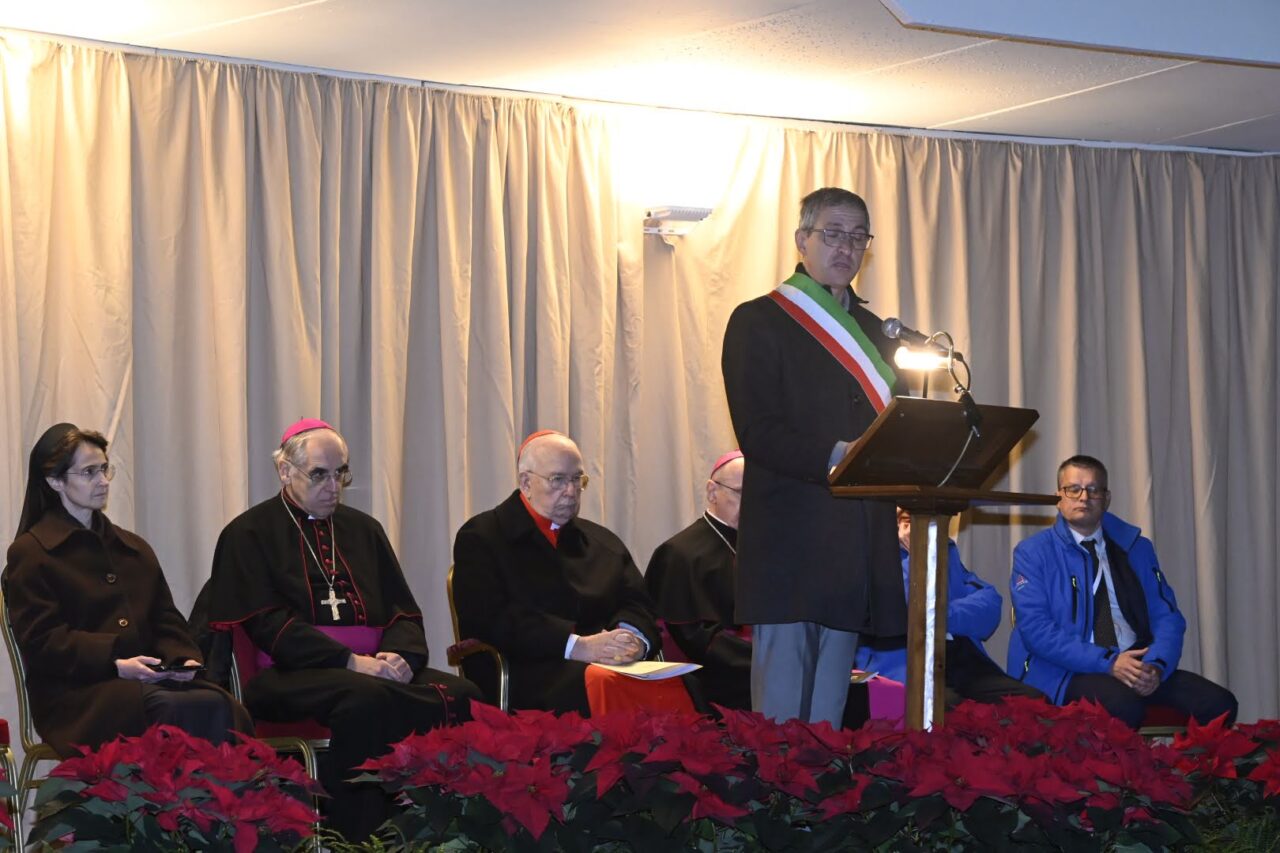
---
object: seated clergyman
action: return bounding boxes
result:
[452,430,695,715]
[205,418,481,841]
[644,451,751,710]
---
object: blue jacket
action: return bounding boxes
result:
[1007,512,1185,703]
[855,541,1001,682]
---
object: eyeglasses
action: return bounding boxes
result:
[528,471,589,492]
[66,463,116,482]
[291,462,353,487]
[711,479,741,494]
[804,228,874,250]
[1059,484,1107,501]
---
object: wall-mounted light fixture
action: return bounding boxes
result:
[643,206,712,237]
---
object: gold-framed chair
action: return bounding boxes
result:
[445,565,509,711]
[0,591,59,847]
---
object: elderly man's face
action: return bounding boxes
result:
[706,457,744,529]
[520,437,586,526]
[795,203,870,289]
[279,430,349,519]
[1057,463,1110,536]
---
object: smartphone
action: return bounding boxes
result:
[147,663,205,672]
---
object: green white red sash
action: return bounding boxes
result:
[767,272,895,413]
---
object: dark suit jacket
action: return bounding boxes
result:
[452,490,660,713]
[721,265,908,636]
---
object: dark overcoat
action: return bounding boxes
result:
[3,508,234,756]
[721,266,909,636]
[452,490,661,713]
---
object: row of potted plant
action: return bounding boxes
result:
[356,697,1280,851]
[15,697,1280,851]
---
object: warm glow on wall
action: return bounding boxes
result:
[606,105,746,213]
[0,2,154,41]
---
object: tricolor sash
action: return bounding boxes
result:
[767,272,896,412]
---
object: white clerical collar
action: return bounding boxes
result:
[705,509,736,530]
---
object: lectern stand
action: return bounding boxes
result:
[829,397,1057,730]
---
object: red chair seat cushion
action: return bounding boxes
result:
[254,719,332,740]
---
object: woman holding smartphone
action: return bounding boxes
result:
[3,423,249,756]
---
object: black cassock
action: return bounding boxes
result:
[452,490,664,714]
[206,491,481,840]
[644,513,752,711]
[645,512,876,727]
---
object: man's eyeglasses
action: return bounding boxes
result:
[66,463,116,482]
[1059,484,1107,501]
[804,228,874,251]
[528,471,589,492]
[292,462,353,487]
[711,479,741,494]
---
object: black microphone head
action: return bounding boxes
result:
[882,317,903,339]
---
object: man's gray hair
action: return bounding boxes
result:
[798,187,869,231]
[272,428,348,469]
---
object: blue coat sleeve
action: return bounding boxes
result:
[1009,540,1112,676]
[1130,537,1185,679]
[946,544,1001,641]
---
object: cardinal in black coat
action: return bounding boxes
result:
[452,431,676,715]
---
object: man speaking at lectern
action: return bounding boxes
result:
[721,187,907,726]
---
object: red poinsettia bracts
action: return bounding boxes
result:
[30,725,319,851]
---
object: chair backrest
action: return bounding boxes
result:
[226,624,331,741]
[444,564,508,709]
[0,590,44,754]
[446,564,463,645]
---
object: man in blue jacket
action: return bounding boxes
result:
[1007,454,1237,728]
[857,509,1043,705]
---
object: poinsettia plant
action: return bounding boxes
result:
[0,761,15,851]
[1173,715,1280,847]
[29,725,320,852]
[355,696,1249,852]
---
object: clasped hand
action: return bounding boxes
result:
[1110,646,1160,696]
[571,628,644,664]
[115,656,200,683]
[348,651,413,683]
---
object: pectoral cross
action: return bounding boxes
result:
[321,589,347,620]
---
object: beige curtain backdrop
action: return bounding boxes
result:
[2,30,1278,758]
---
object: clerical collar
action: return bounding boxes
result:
[280,489,330,523]
[518,491,560,546]
[702,511,738,552]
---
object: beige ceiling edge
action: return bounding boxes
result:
[2,26,1274,160]
[880,0,1280,67]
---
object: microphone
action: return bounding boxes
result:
[882,317,964,362]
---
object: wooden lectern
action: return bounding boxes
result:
[829,397,1057,730]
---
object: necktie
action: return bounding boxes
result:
[1085,539,1118,648]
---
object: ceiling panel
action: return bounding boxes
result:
[1166,112,1280,153]
[1,0,1277,152]
[949,61,1280,150]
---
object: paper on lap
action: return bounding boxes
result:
[590,661,702,680]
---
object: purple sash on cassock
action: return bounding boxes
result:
[255,625,383,670]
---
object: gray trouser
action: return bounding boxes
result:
[751,621,859,726]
